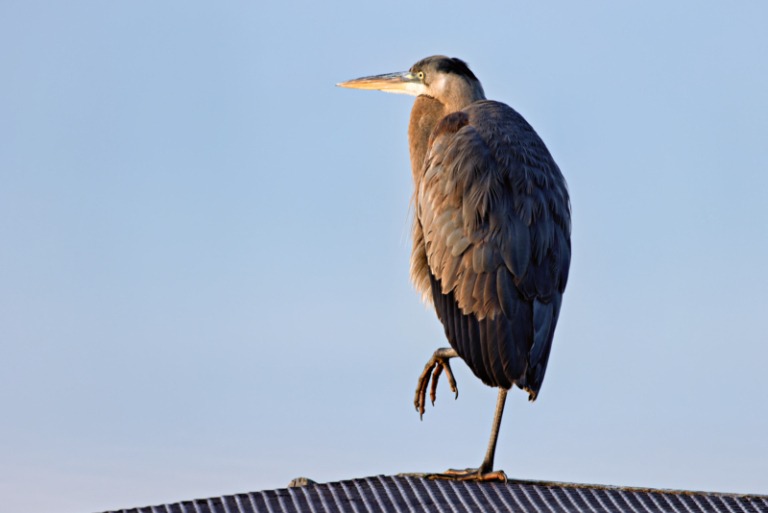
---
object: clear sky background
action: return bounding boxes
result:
[2,2,767,512]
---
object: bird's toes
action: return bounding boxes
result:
[427,468,507,483]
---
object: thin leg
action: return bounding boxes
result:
[428,388,509,482]
[480,388,508,472]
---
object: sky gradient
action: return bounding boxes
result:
[2,2,767,512]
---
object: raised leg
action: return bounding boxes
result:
[414,347,459,419]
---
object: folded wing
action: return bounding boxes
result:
[413,101,571,397]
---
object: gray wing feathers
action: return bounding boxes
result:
[498,213,530,280]
[418,101,569,315]
[495,268,518,319]
[415,100,570,393]
[531,299,554,369]
[526,293,562,396]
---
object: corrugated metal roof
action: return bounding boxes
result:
[102,474,768,513]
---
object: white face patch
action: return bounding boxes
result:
[430,74,448,96]
[398,80,428,97]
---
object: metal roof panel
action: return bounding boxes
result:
[101,475,768,513]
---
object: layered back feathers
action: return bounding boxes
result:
[410,99,570,398]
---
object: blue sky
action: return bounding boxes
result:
[2,2,767,512]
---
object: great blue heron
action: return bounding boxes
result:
[338,56,571,482]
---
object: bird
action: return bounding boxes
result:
[338,56,571,482]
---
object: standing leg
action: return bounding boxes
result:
[478,388,508,473]
[429,388,509,482]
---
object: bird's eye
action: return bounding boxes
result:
[417,71,425,80]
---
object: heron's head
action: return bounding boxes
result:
[338,55,486,110]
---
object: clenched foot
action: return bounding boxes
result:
[414,347,459,419]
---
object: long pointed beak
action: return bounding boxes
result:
[337,71,425,96]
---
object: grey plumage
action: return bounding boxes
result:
[414,97,569,397]
[339,55,571,481]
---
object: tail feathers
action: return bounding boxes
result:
[530,299,554,368]
[523,294,563,399]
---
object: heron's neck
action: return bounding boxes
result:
[408,96,446,185]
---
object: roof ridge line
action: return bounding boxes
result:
[309,473,767,500]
